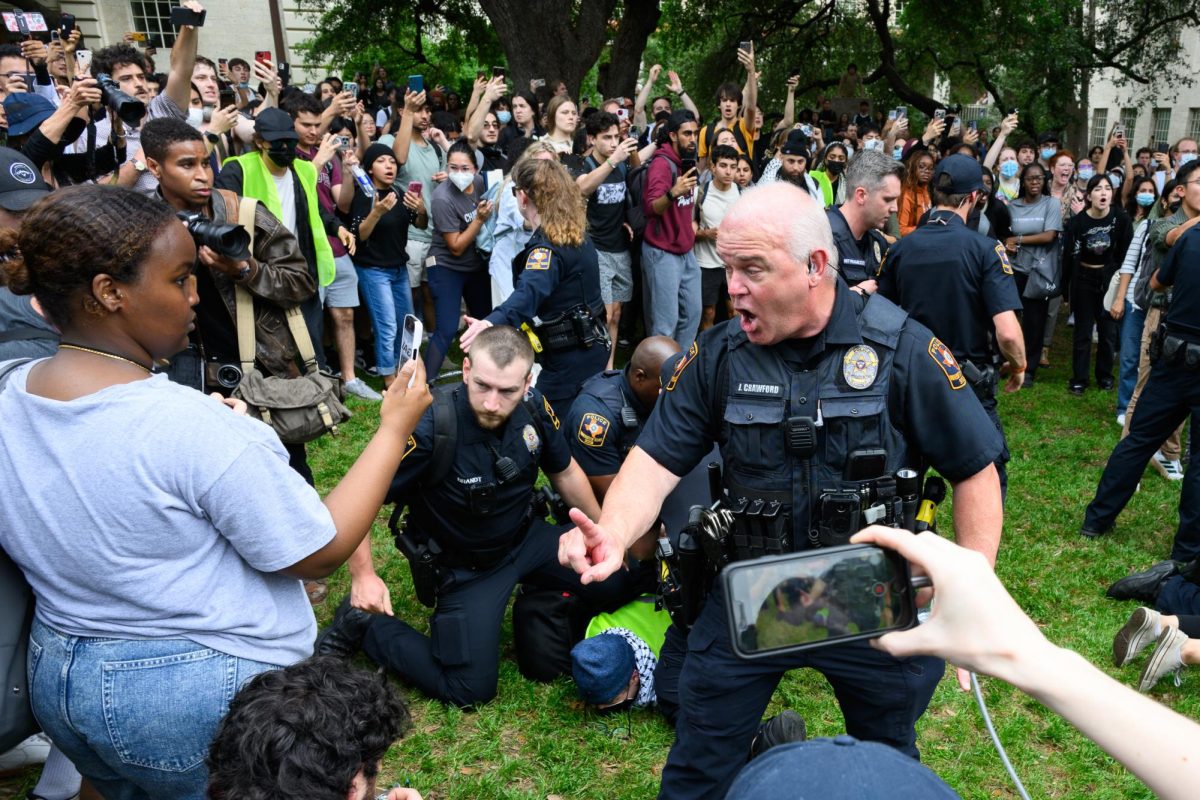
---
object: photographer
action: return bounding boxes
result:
[141,117,316,477]
[97,1,205,193]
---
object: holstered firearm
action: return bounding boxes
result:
[388,506,443,608]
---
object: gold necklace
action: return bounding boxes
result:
[58,343,152,374]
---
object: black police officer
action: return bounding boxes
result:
[1083,216,1200,560]
[877,153,1026,499]
[460,157,608,414]
[316,325,635,707]
[826,149,901,293]
[559,183,1005,800]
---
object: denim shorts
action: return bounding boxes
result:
[27,618,282,800]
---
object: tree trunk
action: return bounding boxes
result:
[478,0,620,99]
[601,0,662,101]
[864,0,938,115]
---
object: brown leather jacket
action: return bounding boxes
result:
[203,189,316,381]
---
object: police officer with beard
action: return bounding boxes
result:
[558,182,1005,800]
[877,154,1026,498]
[460,157,609,413]
[316,325,638,707]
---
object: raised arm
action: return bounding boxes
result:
[633,64,662,128]
[163,0,203,112]
[984,113,1018,169]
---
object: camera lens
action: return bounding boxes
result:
[216,364,243,389]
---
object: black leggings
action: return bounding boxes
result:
[1014,272,1049,378]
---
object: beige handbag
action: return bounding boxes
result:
[227,196,351,443]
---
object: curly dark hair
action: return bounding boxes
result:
[141,116,203,163]
[92,43,148,79]
[206,657,411,800]
[0,185,176,328]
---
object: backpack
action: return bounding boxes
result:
[694,178,741,224]
[511,585,597,682]
[626,153,677,239]
[1133,226,1167,311]
[0,358,38,751]
[700,120,750,160]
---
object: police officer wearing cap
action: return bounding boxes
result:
[559,182,1005,800]
[826,149,902,293]
[460,157,608,413]
[316,325,638,707]
[877,153,1026,498]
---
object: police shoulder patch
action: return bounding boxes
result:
[526,247,553,271]
[543,396,560,429]
[665,340,699,392]
[577,412,611,447]
[994,242,1013,275]
[401,435,417,461]
[927,338,967,390]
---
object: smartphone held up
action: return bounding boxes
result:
[399,314,423,388]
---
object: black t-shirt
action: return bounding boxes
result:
[348,186,412,269]
[877,211,1022,365]
[582,156,629,253]
[1159,226,1200,340]
[193,262,239,366]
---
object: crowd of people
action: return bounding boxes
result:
[1,7,1200,799]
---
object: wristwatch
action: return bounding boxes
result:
[234,261,252,281]
[205,131,221,144]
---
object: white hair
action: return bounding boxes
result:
[725,182,839,275]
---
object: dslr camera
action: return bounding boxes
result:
[176,211,251,261]
[94,73,146,126]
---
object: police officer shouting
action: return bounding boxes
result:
[316,325,636,707]
[461,158,609,414]
[827,149,901,294]
[559,183,1005,800]
[877,154,1026,498]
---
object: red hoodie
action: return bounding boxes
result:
[643,143,696,255]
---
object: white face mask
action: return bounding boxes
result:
[448,171,474,192]
[863,138,883,152]
[187,106,204,129]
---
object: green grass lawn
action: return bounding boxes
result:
[2,323,1195,800]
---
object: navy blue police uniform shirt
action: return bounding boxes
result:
[1158,226,1200,342]
[876,210,1022,365]
[386,386,571,553]
[826,206,889,287]
[637,281,1003,485]
[485,228,605,329]
[566,369,651,476]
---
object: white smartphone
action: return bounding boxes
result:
[75,49,92,74]
[399,313,423,387]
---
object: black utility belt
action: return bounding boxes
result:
[960,360,997,401]
[1151,327,1200,371]
[533,305,609,353]
[434,509,534,571]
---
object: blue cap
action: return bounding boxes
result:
[932,153,985,195]
[570,633,634,705]
[3,93,55,137]
[726,736,961,799]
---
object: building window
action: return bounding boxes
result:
[129,1,176,49]
[1188,108,1200,143]
[1151,108,1172,148]
[1120,108,1138,141]
[1090,108,1108,147]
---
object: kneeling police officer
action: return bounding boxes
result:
[316,325,637,707]
[560,183,1005,800]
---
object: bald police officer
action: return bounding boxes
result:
[827,149,902,293]
[559,183,1005,800]
[877,154,1026,498]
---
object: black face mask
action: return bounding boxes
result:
[267,140,297,168]
[1169,199,1183,214]
[825,160,846,176]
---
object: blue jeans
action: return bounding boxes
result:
[424,266,491,376]
[356,265,413,377]
[1118,304,1145,416]
[27,618,281,800]
[641,243,700,350]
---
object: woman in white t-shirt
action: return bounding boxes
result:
[0,185,430,799]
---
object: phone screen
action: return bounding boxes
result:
[399,314,423,387]
[723,544,917,659]
[407,181,423,195]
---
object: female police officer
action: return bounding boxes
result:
[460,157,609,413]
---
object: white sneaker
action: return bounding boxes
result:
[1152,450,1185,481]
[1113,607,1161,667]
[1117,413,1126,427]
[0,732,51,773]
[1138,626,1187,692]
[344,378,383,401]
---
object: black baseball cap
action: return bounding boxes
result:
[0,148,50,211]
[1038,131,1060,145]
[780,129,811,157]
[254,107,299,142]
[932,154,985,194]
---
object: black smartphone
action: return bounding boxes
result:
[14,11,29,36]
[739,40,753,54]
[59,12,74,38]
[1156,141,1168,154]
[407,74,424,94]
[218,87,236,108]
[169,6,206,27]
[492,65,506,80]
[723,544,919,659]
[277,62,290,84]
[680,157,697,174]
